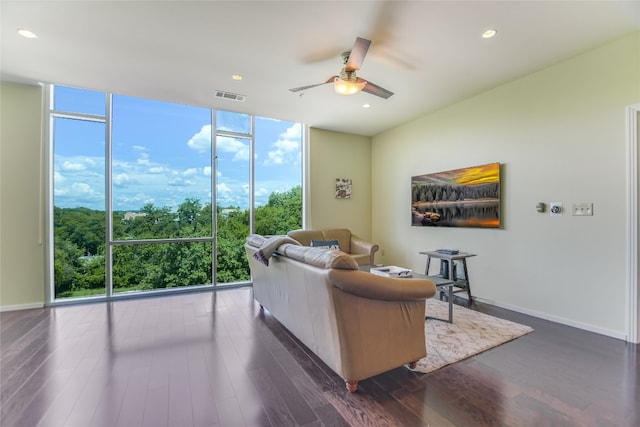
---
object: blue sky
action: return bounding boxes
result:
[53,86,302,211]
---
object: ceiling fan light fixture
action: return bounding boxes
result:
[334,77,365,95]
[334,67,366,95]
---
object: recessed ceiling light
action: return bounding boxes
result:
[362,104,371,108]
[232,74,243,81]
[17,28,38,39]
[482,29,497,39]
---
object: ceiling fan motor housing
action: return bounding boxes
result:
[339,67,358,83]
[340,51,351,65]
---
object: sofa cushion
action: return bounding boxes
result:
[311,239,340,250]
[320,229,352,253]
[281,245,358,270]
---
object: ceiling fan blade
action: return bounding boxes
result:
[345,37,371,72]
[289,76,336,93]
[362,80,394,99]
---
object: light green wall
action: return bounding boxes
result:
[307,128,372,240]
[372,32,640,339]
[0,82,46,310]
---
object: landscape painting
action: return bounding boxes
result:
[411,162,501,228]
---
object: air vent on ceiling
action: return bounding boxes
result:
[215,90,246,102]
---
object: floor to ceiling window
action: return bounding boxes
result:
[52,98,107,298]
[49,85,302,301]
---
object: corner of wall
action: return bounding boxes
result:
[0,82,46,308]
[307,128,373,239]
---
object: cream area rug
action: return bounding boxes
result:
[410,298,534,374]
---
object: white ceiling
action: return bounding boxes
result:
[2,1,639,136]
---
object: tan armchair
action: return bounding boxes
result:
[287,228,379,265]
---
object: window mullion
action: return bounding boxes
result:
[105,93,113,298]
[249,115,255,234]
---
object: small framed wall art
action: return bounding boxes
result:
[335,178,352,199]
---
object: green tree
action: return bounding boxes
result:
[216,207,250,283]
[255,185,302,235]
[54,185,302,297]
[177,197,203,235]
[53,238,84,297]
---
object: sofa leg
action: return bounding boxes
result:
[408,361,418,369]
[345,380,358,393]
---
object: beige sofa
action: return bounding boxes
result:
[245,234,436,392]
[287,228,379,265]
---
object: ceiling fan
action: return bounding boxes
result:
[289,37,394,99]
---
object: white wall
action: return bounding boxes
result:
[372,32,640,339]
[307,128,372,240]
[0,82,46,310]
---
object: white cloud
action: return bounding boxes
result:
[234,147,250,161]
[267,151,284,165]
[264,123,302,166]
[275,138,299,152]
[72,182,94,195]
[116,192,155,207]
[54,171,65,183]
[217,135,250,161]
[137,152,151,166]
[61,161,86,171]
[217,183,232,194]
[113,173,131,187]
[148,166,166,174]
[187,125,212,152]
[283,123,302,140]
[168,177,193,187]
[183,168,198,176]
[203,166,212,176]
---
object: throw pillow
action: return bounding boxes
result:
[310,239,340,250]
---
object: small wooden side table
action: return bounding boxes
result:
[420,251,477,302]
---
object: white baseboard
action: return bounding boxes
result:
[0,302,45,312]
[473,296,628,342]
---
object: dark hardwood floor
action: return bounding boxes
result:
[1,287,638,427]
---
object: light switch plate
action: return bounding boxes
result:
[572,203,593,216]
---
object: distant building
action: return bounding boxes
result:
[123,212,148,220]
[220,208,240,217]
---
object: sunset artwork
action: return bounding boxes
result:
[411,162,501,228]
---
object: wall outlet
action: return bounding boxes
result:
[549,202,562,216]
[572,202,593,216]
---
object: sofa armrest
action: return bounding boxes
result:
[328,270,436,301]
[350,235,379,265]
[350,234,378,255]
